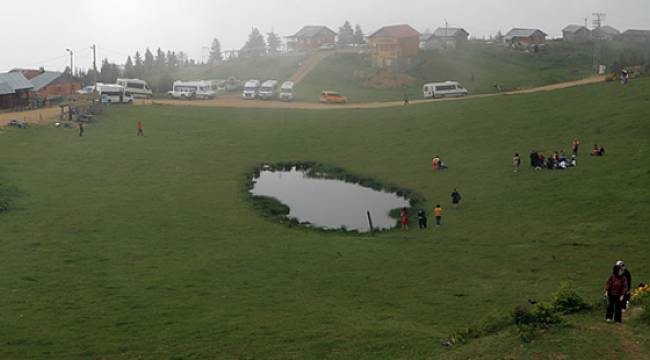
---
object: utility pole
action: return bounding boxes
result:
[65,49,74,95]
[90,44,97,84]
[91,44,97,73]
[65,48,73,75]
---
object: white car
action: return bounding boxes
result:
[168,80,216,100]
[319,43,336,51]
[76,86,95,94]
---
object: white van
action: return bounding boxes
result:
[258,80,279,100]
[279,81,294,101]
[422,81,468,98]
[116,78,152,98]
[242,80,261,100]
[96,83,134,104]
[167,80,216,100]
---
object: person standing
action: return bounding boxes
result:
[572,138,580,156]
[79,122,84,137]
[401,208,409,231]
[137,121,144,136]
[604,264,629,322]
[513,153,521,172]
[616,260,632,310]
[417,208,427,229]
[451,189,461,208]
[434,205,443,227]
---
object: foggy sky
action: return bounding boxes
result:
[1,0,648,72]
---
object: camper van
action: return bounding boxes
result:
[422,81,468,98]
[96,83,134,104]
[116,78,152,98]
[258,80,279,100]
[167,80,216,100]
[241,80,261,100]
[279,81,294,101]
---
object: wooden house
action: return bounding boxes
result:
[367,24,420,68]
[562,25,591,42]
[286,26,337,50]
[0,72,33,110]
[504,28,547,48]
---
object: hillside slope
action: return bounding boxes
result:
[0,78,649,359]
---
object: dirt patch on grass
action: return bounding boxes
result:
[353,69,417,89]
[0,107,61,127]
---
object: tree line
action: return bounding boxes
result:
[75,20,367,91]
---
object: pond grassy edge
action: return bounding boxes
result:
[243,161,426,234]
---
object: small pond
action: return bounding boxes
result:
[250,167,411,232]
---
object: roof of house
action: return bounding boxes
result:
[289,26,336,38]
[0,82,15,95]
[368,24,420,39]
[0,72,33,95]
[504,28,547,39]
[432,27,469,37]
[622,29,650,36]
[563,25,590,33]
[30,71,64,91]
[593,25,620,35]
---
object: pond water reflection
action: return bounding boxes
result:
[250,167,410,232]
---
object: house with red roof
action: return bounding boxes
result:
[367,24,420,68]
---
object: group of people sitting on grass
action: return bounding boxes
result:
[591,144,606,156]
[528,150,577,170]
[432,155,448,171]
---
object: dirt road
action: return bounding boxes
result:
[149,75,607,111]
[1,76,607,127]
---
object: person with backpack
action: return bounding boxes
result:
[434,205,443,227]
[417,208,427,229]
[615,260,632,311]
[451,189,461,208]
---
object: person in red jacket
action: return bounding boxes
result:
[604,264,629,322]
[400,208,409,231]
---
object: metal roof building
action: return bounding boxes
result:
[30,71,64,91]
[0,72,34,94]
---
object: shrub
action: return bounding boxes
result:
[551,283,590,314]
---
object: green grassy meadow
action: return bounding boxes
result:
[294,41,599,103]
[1,78,649,359]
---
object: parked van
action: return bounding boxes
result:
[167,80,216,100]
[279,81,294,101]
[319,90,347,104]
[258,80,279,100]
[96,83,133,104]
[116,78,152,98]
[242,80,261,99]
[422,81,468,98]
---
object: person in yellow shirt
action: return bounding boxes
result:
[434,205,443,227]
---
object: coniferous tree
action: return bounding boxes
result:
[354,24,366,45]
[143,48,154,74]
[338,21,355,46]
[154,48,166,71]
[134,51,144,78]
[123,56,135,78]
[241,28,266,57]
[267,31,281,53]
[208,38,222,64]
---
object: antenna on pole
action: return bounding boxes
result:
[592,12,606,29]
